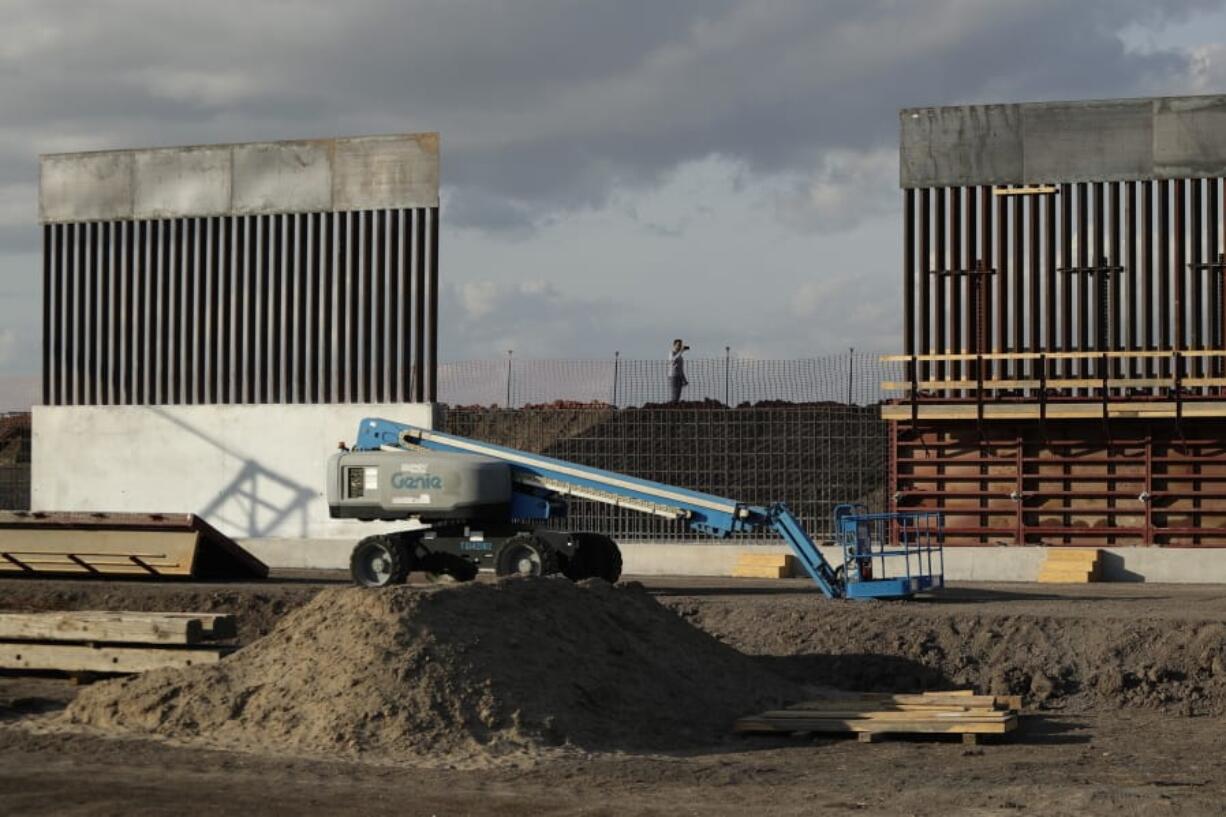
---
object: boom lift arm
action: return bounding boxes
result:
[353,418,845,598]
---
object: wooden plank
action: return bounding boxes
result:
[0,642,227,673]
[881,349,1191,363]
[734,716,1016,736]
[735,552,795,567]
[880,400,1226,421]
[882,377,1176,391]
[757,709,1012,723]
[0,612,236,644]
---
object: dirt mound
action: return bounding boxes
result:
[668,598,1226,715]
[66,578,800,765]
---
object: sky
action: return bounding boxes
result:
[4,0,1226,410]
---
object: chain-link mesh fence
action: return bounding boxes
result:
[0,414,31,510]
[439,352,897,408]
[444,403,888,543]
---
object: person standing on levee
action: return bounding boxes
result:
[669,338,690,403]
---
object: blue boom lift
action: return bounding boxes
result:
[327,417,942,600]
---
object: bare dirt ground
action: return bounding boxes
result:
[2,574,1225,816]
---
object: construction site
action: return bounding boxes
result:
[4,95,1226,816]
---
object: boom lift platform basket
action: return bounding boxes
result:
[834,504,944,600]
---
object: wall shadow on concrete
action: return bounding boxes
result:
[150,407,315,538]
[1099,552,1145,583]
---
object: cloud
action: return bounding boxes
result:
[443,278,629,359]
[774,149,897,234]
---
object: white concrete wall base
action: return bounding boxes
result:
[32,403,439,540]
[235,538,1226,584]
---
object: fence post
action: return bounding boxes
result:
[505,350,513,409]
[847,347,855,405]
[724,346,731,406]
[612,351,620,407]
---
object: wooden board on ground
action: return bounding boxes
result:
[0,611,236,645]
[0,642,227,673]
[735,690,1021,743]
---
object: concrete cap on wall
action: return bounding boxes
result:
[900,93,1226,188]
[39,133,439,223]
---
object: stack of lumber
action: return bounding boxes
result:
[1038,548,1102,583]
[735,690,1020,744]
[732,551,795,579]
[0,610,236,674]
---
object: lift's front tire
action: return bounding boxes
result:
[496,534,559,577]
[350,535,410,587]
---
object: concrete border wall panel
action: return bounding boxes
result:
[1153,96,1226,177]
[231,141,333,214]
[1021,99,1152,183]
[900,93,1226,187]
[39,151,134,223]
[900,104,1022,187]
[133,146,232,220]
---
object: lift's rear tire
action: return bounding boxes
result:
[564,533,623,583]
[496,534,559,577]
[350,535,410,587]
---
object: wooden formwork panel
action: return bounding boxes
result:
[0,512,267,578]
[891,419,1226,546]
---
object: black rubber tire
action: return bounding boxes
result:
[350,534,410,587]
[495,534,559,577]
[418,551,479,583]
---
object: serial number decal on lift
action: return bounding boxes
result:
[461,541,492,552]
[391,473,444,490]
